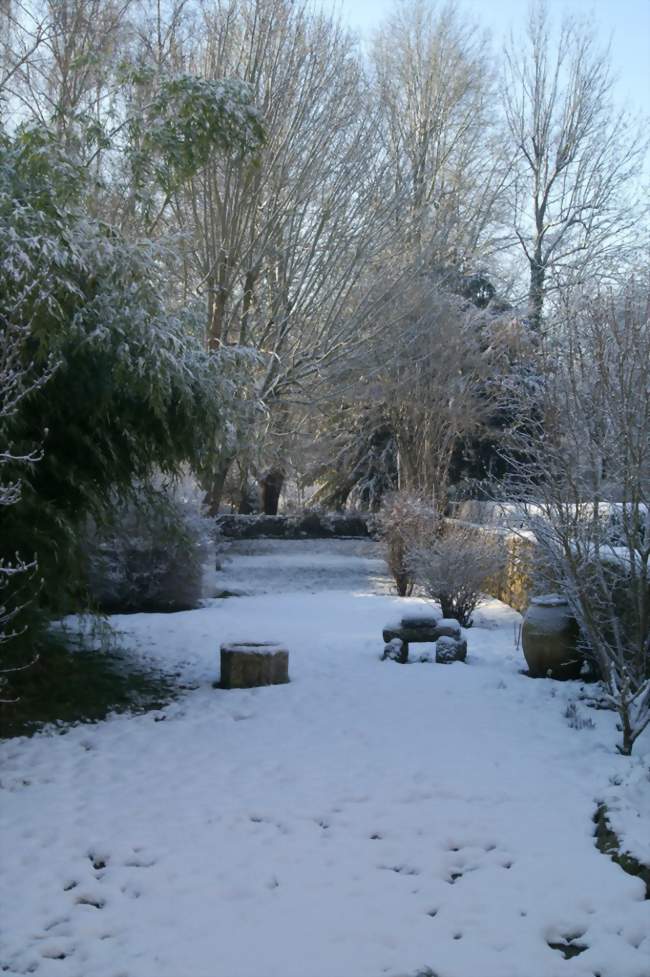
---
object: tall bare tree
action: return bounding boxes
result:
[2,0,133,142]
[1,2,53,108]
[372,0,507,268]
[157,0,397,508]
[502,0,648,329]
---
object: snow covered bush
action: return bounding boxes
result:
[376,492,438,596]
[0,322,45,653]
[408,525,506,627]
[0,123,253,620]
[83,479,213,613]
[0,254,59,692]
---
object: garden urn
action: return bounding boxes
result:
[521,594,582,679]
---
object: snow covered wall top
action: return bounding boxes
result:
[215,511,373,539]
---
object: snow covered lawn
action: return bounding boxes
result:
[1,539,649,977]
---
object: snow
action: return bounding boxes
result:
[531,593,569,607]
[436,618,462,634]
[221,642,287,656]
[400,610,441,625]
[1,538,649,977]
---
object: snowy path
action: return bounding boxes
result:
[1,540,649,977]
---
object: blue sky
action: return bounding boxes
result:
[328,0,650,117]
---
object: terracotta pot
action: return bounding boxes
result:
[522,594,582,679]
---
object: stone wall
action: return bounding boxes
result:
[486,531,537,613]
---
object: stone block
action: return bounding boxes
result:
[381,637,408,663]
[219,642,289,689]
[435,636,467,664]
[399,611,441,628]
[383,618,460,645]
[383,624,440,643]
[435,618,462,639]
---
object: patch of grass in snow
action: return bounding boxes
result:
[0,631,180,739]
[547,938,588,959]
[593,803,650,899]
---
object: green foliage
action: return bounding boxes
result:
[0,629,180,739]
[128,74,265,197]
[0,124,249,620]
[310,403,398,511]
[83,480,212,614]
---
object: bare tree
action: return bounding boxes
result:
[376,491,438,597]
[360,276,499,509]
[0,2,53,106]
[372,0,508,266]
[502,0,648,329]
[501,279,650,754]
[2,0,133,141]
[155,0,397,509]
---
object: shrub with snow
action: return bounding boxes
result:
[409,525,506,626]
[83,480,213,613]
[376,492,438,596]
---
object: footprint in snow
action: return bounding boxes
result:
[380,864,421,876]
[124,855,157,868]
[120,882,142,900]
[75,894,105,909]
[40,943,74,961]
[43,917,71,934]
[88,852,109,872]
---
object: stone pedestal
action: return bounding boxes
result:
[435,636,467,663]
[382,612,462,662]
[382,615,462,644]
[381,638,408,663]
[219,642,290,689]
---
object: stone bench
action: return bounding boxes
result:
[381,612,466,664]
[219,642,290,689]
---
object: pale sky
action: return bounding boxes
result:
[329,0,650,117]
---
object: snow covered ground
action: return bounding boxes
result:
[1,539,649,977]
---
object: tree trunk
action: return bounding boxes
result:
[237,460,255,514]
[260,468,284,515]
[528,251,545,331]
[203,454,234,516]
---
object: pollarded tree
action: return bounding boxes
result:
[306,264,527,513]
[502,0,648,330]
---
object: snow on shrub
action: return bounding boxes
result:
[376,492,438,596]
[83,479,213,613]
[408,524,506,626]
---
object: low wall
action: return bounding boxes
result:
[216,510,372,540]
[487,531,537,613]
